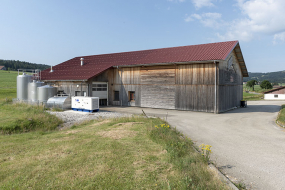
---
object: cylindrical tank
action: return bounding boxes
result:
[47,96,71,109]
[37,85,57,103]
[28,80,45,102]
[17,73,33,100]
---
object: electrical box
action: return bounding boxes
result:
[72,96,99,112]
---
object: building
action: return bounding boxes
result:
[0,66,6,70]
[264,86,285,100]
[41,41,248,113]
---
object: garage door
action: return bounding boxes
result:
[92,82,108,105]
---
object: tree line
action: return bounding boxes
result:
[244,71,285,84]
[246,80,274,91]
[0,59,50,71]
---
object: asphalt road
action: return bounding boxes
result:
[101,101,285,190]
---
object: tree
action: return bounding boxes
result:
[260,80,273,89]
[246,80,258,91]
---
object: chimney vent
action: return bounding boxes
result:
[50,66,54,72]
[80,58,84,66]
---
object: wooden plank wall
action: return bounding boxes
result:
[175,64,215,112]
[107,64,216,112]
[218,51,243,112]
[140,66,175,109]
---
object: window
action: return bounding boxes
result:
[75,91,86,96]
[114,91,119,101]
[274,95,278,98]
[129,91,135,101]
[92,84,107,91]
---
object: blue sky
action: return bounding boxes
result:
[1,0,285,73]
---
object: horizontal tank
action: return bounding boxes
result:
[37,85,57,103]
[47,96,71,110]
[17,73,33,100]
[28,80,44,102]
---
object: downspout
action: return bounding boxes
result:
[116,66,123,106]
[214,61,217,114]
[119,66,123,107]
[81,81,84,96]
[107,82,109,106]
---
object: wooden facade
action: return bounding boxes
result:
[46,48,244,113]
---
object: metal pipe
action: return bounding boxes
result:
[214,61,217,114]
[107,82,109,106]
[81,81,83,96]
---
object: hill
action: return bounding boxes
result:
[244,71,285,83]
[0,59,50,71]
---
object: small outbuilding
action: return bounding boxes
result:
[264,86,285,100]
[0,66,6,70]
[41,40,248,113]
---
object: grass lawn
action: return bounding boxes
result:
[0,116,228,189]
[243,92,263,101]
[277,105,285,127]
[0,70,18,100]
[0,101,63,134]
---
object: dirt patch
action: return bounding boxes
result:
[91,119,111,127]
[97,122,144,140]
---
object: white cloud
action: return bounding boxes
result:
[217,0,285,42]
[185,12,223,28]
[273,32,285,44]
[192,0,215,9]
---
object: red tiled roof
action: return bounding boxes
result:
[264,86,285,94]
[41,40,245,81]
[0,66,5,70]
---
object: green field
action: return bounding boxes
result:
[0,70,18,99]
[243,92,263,101]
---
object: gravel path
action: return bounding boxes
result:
[47,110,131,127]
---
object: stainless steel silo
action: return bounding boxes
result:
[28,80,44,102]
[37,85,57,103]
[17,73,33,100]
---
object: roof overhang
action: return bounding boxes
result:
[231,42,248,77]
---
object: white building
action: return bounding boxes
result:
[264,86,285,100]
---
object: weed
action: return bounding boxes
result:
[199,144,212,162]
[235,182,247,190]
[276,104,285,127]
[70,125,77,129]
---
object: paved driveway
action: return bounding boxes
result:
[101,101,285,190]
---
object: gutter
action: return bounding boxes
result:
[214,61,219,114]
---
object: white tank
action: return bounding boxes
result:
[28,80,45,102]
[17,73,33,100]
[37,85,57,103]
